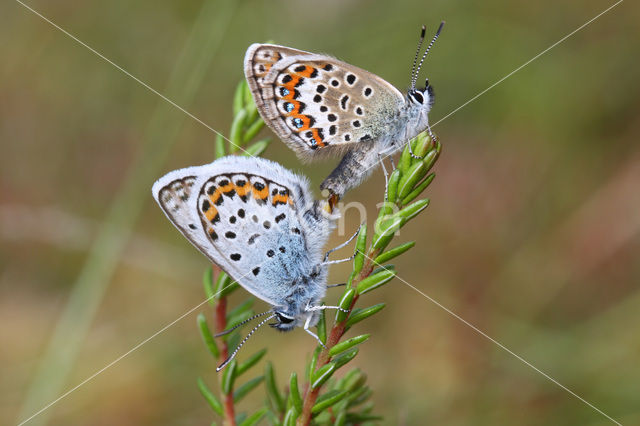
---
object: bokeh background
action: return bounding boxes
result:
[2,0,639,424]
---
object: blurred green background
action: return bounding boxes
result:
[2,0,639,424]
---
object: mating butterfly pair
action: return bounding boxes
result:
[153,24,444,369]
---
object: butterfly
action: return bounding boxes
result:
[152,156,357,370]
[244,22,444,199]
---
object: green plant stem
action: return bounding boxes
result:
[298,253,378,425]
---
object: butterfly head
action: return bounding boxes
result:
[270,309,318,332]
[408,79,435,109]
[270,265,326,331]
[271,301,322,331]
[270,311,298,331]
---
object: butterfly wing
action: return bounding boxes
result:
[245,44,406,159]
[153,156,331,306]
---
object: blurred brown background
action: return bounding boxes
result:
[2,0,639,424]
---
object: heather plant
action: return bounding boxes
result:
[196,80,439,425]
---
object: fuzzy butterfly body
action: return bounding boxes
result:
[244,23,443,198]
[153,156,337,328]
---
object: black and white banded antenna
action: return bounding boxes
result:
[414,21,445,85]
[410,25,427,90]
[216,313,276,372]
[214,309,274,337]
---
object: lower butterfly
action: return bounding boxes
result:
[152,156,358,370]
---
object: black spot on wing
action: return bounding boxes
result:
[340,95,349,110]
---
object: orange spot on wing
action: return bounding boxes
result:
[253,185,269,201]
[285,100,301,116]
[276,68,323,139]
[219,182,234,194]
[204,206,218,223]
[235,181,251,197]
[209,189,222,206]
[294,65,315,78]
[296,115,313,131]
[272,194,289,206]
[283,74,302,93]
[311,128,325,147]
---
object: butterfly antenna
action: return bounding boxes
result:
[216,314,276,372]
[214,310,273,337]
[415,21,445,82]
[410,25,427,90]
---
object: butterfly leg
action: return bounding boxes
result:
[377,145,398,201]
[326,282,346,288]
[304,315,327,348]
[409,125,437,159]
[377,151,390,194]
[306,304,349,313]
[426,123,437,144]
[322,223,362,264]
[408,140,424,160]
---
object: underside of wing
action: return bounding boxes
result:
[245,44,406,159]
[245,44,311,94]
[152,157,328,306]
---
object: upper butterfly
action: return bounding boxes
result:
[244,22,444,198]
[152,156,351,370]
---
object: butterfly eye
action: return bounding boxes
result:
[275,312,294,324]
[410,91,424,104]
